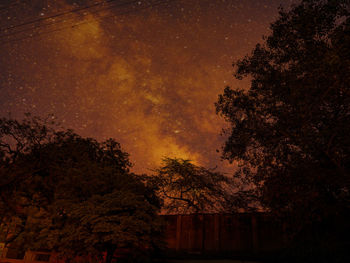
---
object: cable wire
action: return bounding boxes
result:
[0,0,141,39]
[0,0,174,46]
[0,0,118,32]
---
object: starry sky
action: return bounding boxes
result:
[0,0,297,174]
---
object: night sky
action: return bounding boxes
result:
[0,0,296,174]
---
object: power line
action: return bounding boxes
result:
[0,0,118,32]
[0,0,174,46]
[0,0,141,39]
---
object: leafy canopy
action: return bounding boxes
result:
[0,115,162,263]
[216,0,349,216]
[216,0,350,260]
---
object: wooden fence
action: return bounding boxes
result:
[162,213,285,257]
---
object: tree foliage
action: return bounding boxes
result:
[0,115,162,263]
[147,157,251,214]
[0,114,57,224]
[216,0,350,260]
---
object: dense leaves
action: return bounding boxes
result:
[0,116,162,263]
[0,114,57,227]
[216,0,350,261]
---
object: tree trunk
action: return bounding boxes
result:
[105,247,116,263]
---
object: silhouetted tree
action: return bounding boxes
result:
[146,157,251,214]
[0,114,57,226]
[0,116,162,263]
[216,0,350,261]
